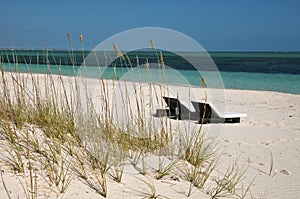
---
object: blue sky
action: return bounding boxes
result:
[1,0,299,51]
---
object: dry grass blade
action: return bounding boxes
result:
[1,170,12,199]
[268,150,274,176]
[155,159,178,180]
[135,176,168,199]
[210,159,248,198]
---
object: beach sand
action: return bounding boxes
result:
[0,73,299,198]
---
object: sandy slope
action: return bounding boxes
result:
[218,90,300,198]
[0,73,299,198]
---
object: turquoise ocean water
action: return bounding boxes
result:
[1,50,299,94]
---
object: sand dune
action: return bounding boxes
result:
[0,73,299,198]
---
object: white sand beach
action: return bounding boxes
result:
[0,73,299,198]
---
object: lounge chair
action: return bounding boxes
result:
[191,101,247,124]
[162,96,181,120]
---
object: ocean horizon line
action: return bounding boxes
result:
[1,48,300,53]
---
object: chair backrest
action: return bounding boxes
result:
[191,101,223,118]
[198,102,212,119]
[206,102,224,118]
[163,97,181,119]
[162,97,179,108]
[163,97,181,112]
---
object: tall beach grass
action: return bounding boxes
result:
[0,36,258,198]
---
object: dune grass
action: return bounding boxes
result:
[0,40,256,198]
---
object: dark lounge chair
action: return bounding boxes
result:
[162,96,181,120]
